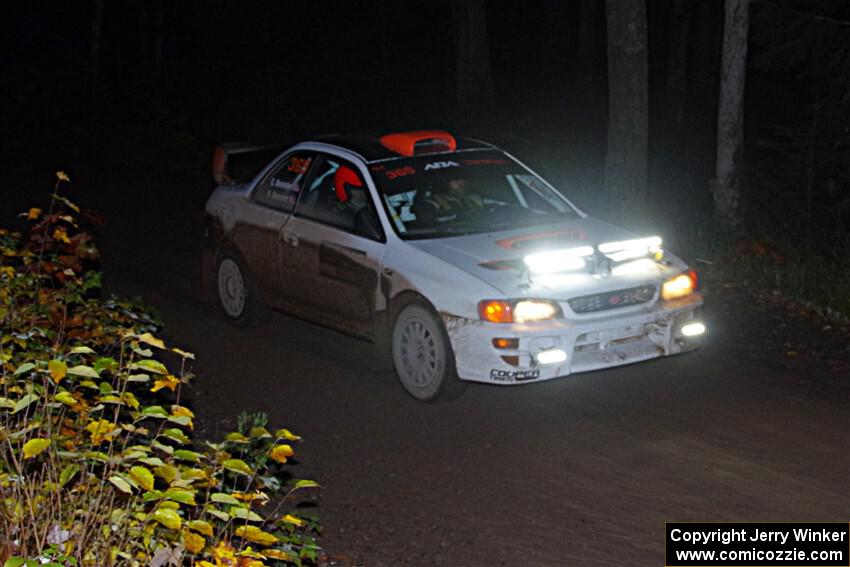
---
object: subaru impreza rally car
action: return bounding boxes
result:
[202,130,705,401]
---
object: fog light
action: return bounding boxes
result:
[680,322,706,337]
[535,349,567,365]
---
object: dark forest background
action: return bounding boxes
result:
[3,0,850,311]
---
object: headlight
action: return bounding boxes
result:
[478,299,563,323]
[661,270,698,301]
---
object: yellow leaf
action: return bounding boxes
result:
[151,507,182,530]
[151,374,180,393]
[263,549,296,561]
[53,228,71,244]
[129,465,155,491]
[48,359,67,382]
[23,438,51,459]
[211,541,236,563]
[86,418,119,444]
[172,347,195,359]
[274,428,302,441]
[280,513,304,527]
[182,529,205,554]
[194,562,215,567]
[138,332,166,349]
[171,405,195,419]
[234,525,278,546]
[56,170,70,182]
[27,207,42,220]
[186,520,214,537]
[269,444,294,464]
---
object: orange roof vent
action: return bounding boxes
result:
[379,130,457,157]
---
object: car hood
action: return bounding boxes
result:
[407,217,685,299]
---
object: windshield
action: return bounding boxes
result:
[369,150,580,240]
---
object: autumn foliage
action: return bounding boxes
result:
[0,173,320,566]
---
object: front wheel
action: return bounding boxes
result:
[392,304,465,402]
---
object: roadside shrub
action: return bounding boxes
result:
[0,173,320,566]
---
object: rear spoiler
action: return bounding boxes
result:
[212,142,287,185]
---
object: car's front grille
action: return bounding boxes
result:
[567,285,657,314]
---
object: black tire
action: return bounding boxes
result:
[215,247,268,326]
[391,303,466,402]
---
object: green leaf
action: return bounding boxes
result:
[204,506,230,522]
[67,365,99,378]
[151,507,182,530]
[22,438,51,459]
[140,405,168,418]
[151,441,174,455]
[126,373,150,383]
[78,380,98,389]
[70,345,95,354]
[225,432,249,443]
[55,391,76,406]
[142,490,164,502]
[108,475,134,494]
[13,362,35,376]
[4,558,28,567]
[164,488,196,505]
[161,428,190,445]
[129,466,155,491]
[210,492,240,506]
[173,449,202,463]
[294,479,320,490]
[138,457,165,467]
[132,359,167,375]
[59,464,81,486]
[167,415,192,427]
[229,507,263,522]
[0,397,15,410]
[154,464,179,484]
[12,393,38,414]
[93,357,118,374]
[221,458,253,476]
[131,345,153,357]
[82,451,110,462]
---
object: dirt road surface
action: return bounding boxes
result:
[17,181,850,566]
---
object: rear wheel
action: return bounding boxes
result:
[216,249,267,326]
[392,303,465,401]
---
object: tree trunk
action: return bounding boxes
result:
[452,0,495,111]
[712,0,749,229]
[577,0,602,110]
[604,0,649,226]
[666,0,690,128]
[90,0,104,102]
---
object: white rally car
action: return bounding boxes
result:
[202,130,705,401]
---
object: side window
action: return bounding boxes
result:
[297,156,384,240]
[252,152,314,212]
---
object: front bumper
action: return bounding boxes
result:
[442,293,704,385]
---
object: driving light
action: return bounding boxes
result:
[535,349,567,365]
[514,300,561,323]
[599,236,662,263]
[524,246,594,274]
[661,270,697,301]
[680,322,706,337]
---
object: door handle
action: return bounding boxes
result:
[282,232,299,247]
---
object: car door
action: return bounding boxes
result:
[230,151,315,303]
[278,153,386,338]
